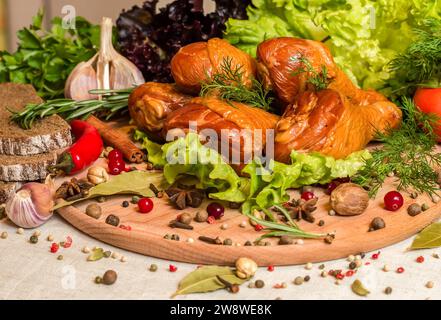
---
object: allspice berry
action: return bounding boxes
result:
[330,183,369,216]
[407,203,422,217]
[195,211,208,223]
[102,270,117,285]
[369,217,386,231]
[178,213,193,225]
[278,235,294,245]
[85,204,102,219]
[105,214,120,227]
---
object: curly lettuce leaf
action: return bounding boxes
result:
[135,131,370,213]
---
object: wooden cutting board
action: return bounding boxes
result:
[57,158,441,266]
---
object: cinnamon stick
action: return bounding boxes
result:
[85,115,145,163]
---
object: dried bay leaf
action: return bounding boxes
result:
[351,279,370,297]
[53,171,168,210]
[172,266,246,298]
[410,223,441,250]
[87,248,104,261]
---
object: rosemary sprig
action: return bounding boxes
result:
[9,88,133,129]
[353,97,441,197]
[290,54,331,91]
[245,205,325,242]
[200,57,274,111]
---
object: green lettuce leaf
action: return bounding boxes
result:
[135,131,370,213]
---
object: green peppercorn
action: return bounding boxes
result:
[255,280,265,288]
[422,203,430,211]
[149,264,158,272]
[96,196,106,203]
[106,214,120,227]
[29,235,38,244]
[95,276,103,284]
[131,196,140,204]
[103,251,112,258]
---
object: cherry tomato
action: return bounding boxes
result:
[108,149,123,162]
[138,198,154,214]
[414,88,441,141]
[108,159,126,175]
[384,191,404,211]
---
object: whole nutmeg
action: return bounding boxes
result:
[87,166,109,185]
[85,204,102,219]
[235,257,258,279]
[330,183,369,216]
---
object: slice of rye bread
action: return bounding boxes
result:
[0,181,20,204]
[0,150,62,182]
[0,83,72,156]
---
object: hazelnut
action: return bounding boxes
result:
[330,183,369,216]
[87,166,109,185]
[178,213,193,225]
[102,270,117,285]
[235,257,258,279]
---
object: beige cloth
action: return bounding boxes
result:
[0,215,439,300]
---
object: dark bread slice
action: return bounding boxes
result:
[0,181,19,204]
[0,83,72,155]
[0,151,60,182]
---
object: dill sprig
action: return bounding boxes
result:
[9,88,133,129]
[200,57,274,111]
[389,18,441,95]
[353,97,441,197]
[290,55,332,91]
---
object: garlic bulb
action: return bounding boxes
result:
[5,183,54,229]
[65,17,145,100]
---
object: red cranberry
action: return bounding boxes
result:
[108,149,123,162]
[384,191,404,211]
[206,202,225,219]
[108,159,126,175]
[301,191,315,201]
[138,198,154,214]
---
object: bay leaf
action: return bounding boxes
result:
[53,171,168,210]
[351,279,370,297]
[87,248,104,261]
[410,223,441,250]
[172,266,246,298]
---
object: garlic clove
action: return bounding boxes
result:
[65,57,99,101]
[6,183,54,229]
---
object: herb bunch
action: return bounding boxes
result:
[353,97,441,197]
[291,55,331,91]
[9,88,133,129]
[389,18,441,96]
[0,9,100,99]
[200,57,274,111]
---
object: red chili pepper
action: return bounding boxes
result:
[267,265,275,272]
[62,236,72,248]
[371,252,380,260]
[345,270,355,277]
[169,265,178,272]
[206,216,216,224]
[254,224,264,231]
[50,120,103,175]
[396,267,405,274]
[336,273,345,280]
[416,256,424,263]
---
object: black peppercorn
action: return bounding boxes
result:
[304,275,311,282]
[407,203,422,217]
[244,241,253,246]
[122,201,129,208]
[349,261,357,270]
[106,214,120,227]
[30,235,38,244]
[223,238,233,246]
[255,280,265,288]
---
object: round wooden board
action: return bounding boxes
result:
[57,160,441,266]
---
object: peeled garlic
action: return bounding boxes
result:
[87,165,109,185]
[65,17,144,100]
[5,183,54,229]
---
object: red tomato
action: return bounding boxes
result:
[414,88,441,141]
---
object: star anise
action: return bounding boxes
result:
[165,185,205,210]
[282,198,318,223]
[55,178,94,200]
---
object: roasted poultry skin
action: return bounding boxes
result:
[257,37,392,107]
[171,38,257,95]
[163,97,279,166]
[274,89,402,162]
[128,82,193,135]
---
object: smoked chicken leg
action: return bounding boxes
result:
[274,89,402,162]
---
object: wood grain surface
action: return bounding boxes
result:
[57,160,441,266]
